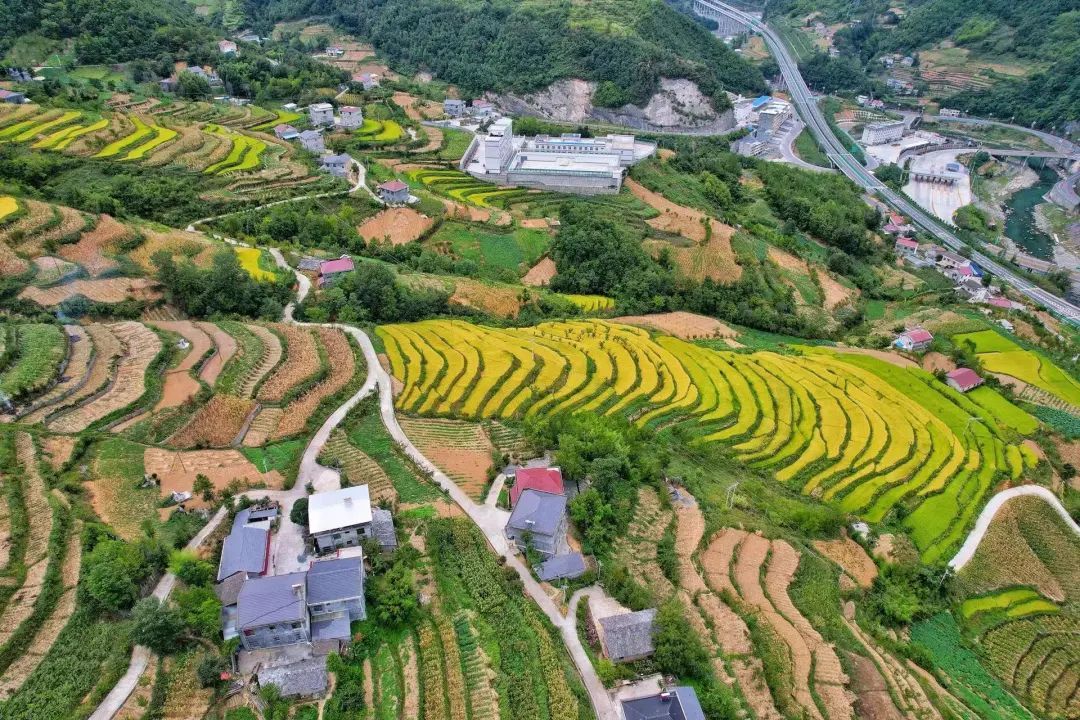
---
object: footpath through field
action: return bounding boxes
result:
[948,485,1080,570]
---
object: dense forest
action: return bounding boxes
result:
[0,0,213,62]
[247,0,765,109]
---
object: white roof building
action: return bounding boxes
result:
[308,485,372,535]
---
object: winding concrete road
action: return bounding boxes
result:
[948,485,1080,570]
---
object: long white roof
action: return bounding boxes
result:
[308,485,372,534]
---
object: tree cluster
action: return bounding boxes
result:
[153,249,292,319]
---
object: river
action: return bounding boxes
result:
[1004,162,1059,260]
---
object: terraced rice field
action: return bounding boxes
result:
[49,322,162,432]
[235,247,276,281]
[257,325,321,403]
[57,214,130,276]
[19,277,160,306]
[406,169,513,208]
[32,324,122,426]
[397,418,492,499]
[558,294,614,312]
[380,319,1037,561]
[956,330,1080,408]
[0,435,55,651]
[956,494,1080,718]
[196,322,238,386]
[242,407,284,447]
[705,528,852,720]
[272,329,355,439]
[0,196,18,221]
[16,325,91,417]
[203,126,267,175]
[167,394,256,448]
[0,324,67,403]
[321,430,396,501]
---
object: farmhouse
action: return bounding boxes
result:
[894,327,933,352]
[274,124,299,141]
[218,40,238,55]
[377,180,410,204]
[946,368,983,393]
[0,89,26,104]
[598,608,657,663]
[317,255,355,287]
[306,484,398,554]
[234,555,366,652]
[443,98,466,117]
[339,105,364,129]
[894,236,919,256]
[309,102,335,127]
[505,489,568,556]
[469,99,494,117]
[935,250,971,270]
[621,687,706,720]
[299,130,325,153]
[510,466,563,507]
[320,153,350,178]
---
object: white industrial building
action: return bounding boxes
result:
[862,120,905,145]
[460,118,655,195]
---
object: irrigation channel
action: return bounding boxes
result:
[1003,162,1061,261]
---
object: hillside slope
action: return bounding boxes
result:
[252,0,766,111]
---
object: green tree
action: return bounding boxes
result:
[174,586,223,638]
[131,598,186,654]
[171,551,214,587]
[177,70,212,99]
[193,474,213,502]
[652,599,711,680]
[371,562,418,625]
[290,497,309,527]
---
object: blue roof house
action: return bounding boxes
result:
[504,489,568,557]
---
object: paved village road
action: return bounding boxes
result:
[948,485,1080,570]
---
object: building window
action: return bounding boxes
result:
[292,622,302,629]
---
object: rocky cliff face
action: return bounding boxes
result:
[492,78,735,134]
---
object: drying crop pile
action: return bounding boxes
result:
[956,495,1080,719]
[379,319,1039,561]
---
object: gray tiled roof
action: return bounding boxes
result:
[217,522,269,582]
[372,508,397,549]
[306,556,364,605]
[311,615,351,642]
[536,552,586,582]
[622,688,705,720]
[257,657,328,698]
[506,490,566,537]
[237,571,308,629]
[214,571,248,606]
[299,129,321,140]
[599,608,656,660]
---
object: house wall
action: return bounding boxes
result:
[241,616,310,650]
[310,596,366,623]
[313,522,372,553]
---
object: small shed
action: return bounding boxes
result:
[536,552,587,582]
[598,609,657,663]
[945,368,983,393]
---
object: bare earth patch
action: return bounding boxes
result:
[399,417,493,499]
[626,178,706,242]
[150,320,213,410]
[921,351,955,373]
[614,312,737,340]
[145,448,282,509]
[58,214,129,276]
[450,278,521,318]
[196,322,237,386]
[40,435,77,471]
[522,257,557,287]
[813,536,878,588]
[358,208,434,246]
[768,247,855,309]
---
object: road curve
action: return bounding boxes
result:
[696,0,1080,326]
[948,485,1080,570]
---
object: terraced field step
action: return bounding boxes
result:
[1018,385,1080,416]
[243,407,283,448]
[15,325,91,419]
[452,614,498,720]
[33,324,122,426]
[235,324,283,398]
[321,431,395,502]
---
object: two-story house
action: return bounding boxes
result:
[504,489,567,557]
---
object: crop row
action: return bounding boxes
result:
[981,612,1080,718]
[380,319,1037,561]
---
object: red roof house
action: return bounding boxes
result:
[894,236,919,252]
[510,467,564,507]
[318,255,355,287]
[889,213,906,226]
[988,297,1019,310]
[945,368,983,393]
